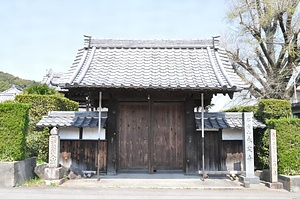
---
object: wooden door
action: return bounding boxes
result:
[198,131,221,171]
[152,103,184,170]
[118,103,149,170]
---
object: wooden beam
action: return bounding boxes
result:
[201,93,205,181]
[106,97,117,175]
[198,171,245,175]
[97,92,102,181]
[148,95,154,173]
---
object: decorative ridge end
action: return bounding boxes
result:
[212,35,220,50]
[84,35,92,48]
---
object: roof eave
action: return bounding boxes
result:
[59,83,244,93]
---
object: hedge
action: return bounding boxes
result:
[256,99,291,122]
[224,105,258,114]
[15,94,78,162]
[15,94,78,131]
[0,102,30,161]
[261,118,300,175]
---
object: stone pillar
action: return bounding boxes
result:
[240,112,260,184]
[49,127,60,168]
[44,127,64,180]
[267,129,283,189]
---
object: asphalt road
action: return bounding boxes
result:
[0,187,299,199]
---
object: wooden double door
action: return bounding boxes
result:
[118,102,184,172]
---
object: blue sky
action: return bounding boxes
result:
[0,0,229,82]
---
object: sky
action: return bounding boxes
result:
[1,0,233,110]
[1,0,229,81]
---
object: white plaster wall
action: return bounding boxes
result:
[59,127,79,140]
[222,128,243,140]
[83,127,105,140]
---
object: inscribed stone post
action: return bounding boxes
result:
[266,129,283,189]
[242,112,260,184]
[269,129,278,183]
[49,127,60,168]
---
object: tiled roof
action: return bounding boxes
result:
[0,85,23,102]
[36,111,107,128]
[58,36,247,92]
[195,112,266,129]
[41,69,64,86]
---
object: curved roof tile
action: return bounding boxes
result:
[59,36,247,92]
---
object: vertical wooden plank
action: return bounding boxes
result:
[185,96,197,174]
[118,103,149,170]
[153,102,184,170]
[107,98,117,174]
[203,131,221,171]
[148,97,154,173]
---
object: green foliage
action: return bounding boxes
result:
[15,94,78,162]
[256,99,291,122]
[224,105,258,113]
[0,102,30,161]
[15,94,78,131]
[23,83,57,95]
[0,71,35,92]
[26,130,49,162]
[259,118,300,175]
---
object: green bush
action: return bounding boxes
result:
[260,118,300,175]
[15,94,78,131]
[23,83,57,95]
[26,130,49,162]
[0,102,30,161]
[224,105,258,113]
[15,94,78,162]
[256,99,291,122]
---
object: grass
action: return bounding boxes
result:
[22,177,46,187]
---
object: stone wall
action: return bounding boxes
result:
[255,170,300,192]
[279,174,300,192]
[0,157,36,187]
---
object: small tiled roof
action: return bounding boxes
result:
[195,112,266,129]
[0,84,23,102]
[41,69,64,87]
[36,111,107,128]
[58,36,247,92]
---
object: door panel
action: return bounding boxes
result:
[153,103,184,170]
[118,103,149,170]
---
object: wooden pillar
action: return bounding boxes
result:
[185,95,197,174]
[97,92,102,181]
[106,97,117,175]
[148,95,154,173]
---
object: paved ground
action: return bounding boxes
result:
[61,173,253,189]
[1,187,299,199]
[1,173,299,199]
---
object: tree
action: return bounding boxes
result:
[23,83,57,95]
[226,0,300,100]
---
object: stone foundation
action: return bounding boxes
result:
[279,174,300,192]
[0,157,37,187]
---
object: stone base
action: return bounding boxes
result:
[279,174,300,192]
[44,167,64,180]
[239,175,260,184]
[266,182,283,189]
